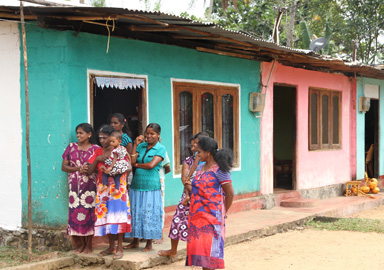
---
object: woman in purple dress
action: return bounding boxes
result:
[158,132,208,258]
[61,123,100,254]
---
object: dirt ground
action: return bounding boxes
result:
[148,205,384,270]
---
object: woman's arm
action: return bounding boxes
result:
[164,164,171,174]
[181,162,189,185]
[87,154,107,174]
[131,135,144,164]
[185,156,199,181]
[222,182,234,213]
[125,143,133,157]
[61,160,80,173]
[134,156,162,170]
[106,152,118,172]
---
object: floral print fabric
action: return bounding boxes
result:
[168,155,194,241]
[186,164,231,269]
[105,145,131,176]
[88,148,132,236]
[62,143,100,236]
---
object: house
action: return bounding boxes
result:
[0,5,384,231]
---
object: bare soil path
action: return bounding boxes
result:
[147,205,384,270]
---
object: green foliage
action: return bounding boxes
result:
[211,0,275,40]
[90,0,106,7]
[300,20,312,49]
[209,0,383,63]
[307,218,384,233]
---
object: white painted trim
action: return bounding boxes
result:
[170,78,242,178]
[0,21,22,230]
[86,69,149,124]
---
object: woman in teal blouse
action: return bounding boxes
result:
[124,123,166,252]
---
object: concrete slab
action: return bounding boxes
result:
[11,192,384,269]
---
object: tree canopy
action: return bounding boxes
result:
[208,0,384,64]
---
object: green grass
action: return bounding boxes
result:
[0,246,50,269]
[0,246,29,268]
[307,218,384,233]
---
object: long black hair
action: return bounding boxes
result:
[194,131,209,140]
[197,137,233,172]
[109,113,130,134]
[146,123,161,134]
[76,123,96,144]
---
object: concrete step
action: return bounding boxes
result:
[280,198,319,208]
[274,190,302,206]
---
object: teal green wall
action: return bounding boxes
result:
[356,77,384,180]
[21,23,261,227]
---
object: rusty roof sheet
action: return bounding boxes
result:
[1,5,383,79]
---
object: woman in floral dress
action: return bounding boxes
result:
[187,137,234,270]
[88,125,132,260]
[61,123,100,254]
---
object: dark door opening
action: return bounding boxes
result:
[273,85,296,190]
[365,99,379,178]
[90,75,147,142]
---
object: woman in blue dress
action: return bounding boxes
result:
[124,123,166,252]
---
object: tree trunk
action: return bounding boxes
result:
[285,1,297,47]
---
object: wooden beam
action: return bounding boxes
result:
[196,46,254,60]
[19,0,33,262]
[216,43,260,52]
[0,12,37,20]
[173,35,223,40]
[82,20,114,27]
[127,25,180,32]
[118,14,169,27]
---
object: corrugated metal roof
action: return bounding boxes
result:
[1,4,383,79]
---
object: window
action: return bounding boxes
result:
[173,82,239,174]
[309,88,341,150]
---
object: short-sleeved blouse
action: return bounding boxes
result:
[121,133,132,147]
[131,141,166,191]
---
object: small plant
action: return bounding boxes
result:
[307,218,384,233]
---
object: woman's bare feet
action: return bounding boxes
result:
[113,249,123,260]
[99,247,116,257]
[153,237,164,244]
[74,245,85,254]
[158,249,177,258]
[123,238,139,249]
[82,247,92,254]
[142,240,152,252]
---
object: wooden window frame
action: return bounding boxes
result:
[309,88,342,150]
[173,82,239,174]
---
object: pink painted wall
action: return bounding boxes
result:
[260,62,354,194]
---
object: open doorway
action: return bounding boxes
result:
[89,74,147,142]
[365,99,379,178]
[273,85,296,191]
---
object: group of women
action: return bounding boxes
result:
[61,113,234,269]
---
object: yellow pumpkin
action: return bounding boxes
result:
[361,186,370,193]
[372,187,380,194]
[351,187,357,193]
[371,178,378,184]
[369,182,377,190]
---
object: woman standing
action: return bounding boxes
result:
[124,123,166,252]
[186,137,234,270]
[61,123,100,254]
[87,125,131,260]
